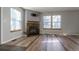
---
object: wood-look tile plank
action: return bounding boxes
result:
[56,35,79,51]
[26,35,65,51]
[16,36,38,47]
[66,35,79,45]
[3,35,79,51]
[6,36,26,45]
[26,35,48,51]
[5,35,39,48]
[47,35,65,51]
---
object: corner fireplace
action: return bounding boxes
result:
[27,21,40,36]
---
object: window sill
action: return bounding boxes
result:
[43,28,62,30]
[43,28,51,30]
[10,29,22,32]
[52,29,62,30]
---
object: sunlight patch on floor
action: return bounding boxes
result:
[42,38,59,43]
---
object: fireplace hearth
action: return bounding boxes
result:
[27,21,39,36]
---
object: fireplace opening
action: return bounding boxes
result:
[27,21,40,36]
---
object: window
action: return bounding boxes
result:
[52,15,61,29]
[11,8,22,31]
[43,16,51,28]
[43,15,61,29]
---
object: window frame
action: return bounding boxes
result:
[43,15,61,30]
[10,8,22,32]
[52,15,61,30]
[43,16,52,29]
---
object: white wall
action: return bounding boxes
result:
[1,7,25,44]
[27,10,40,21]
[24,10,41,33]
[40,11,79,35]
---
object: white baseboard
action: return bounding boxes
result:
[1,35,23,44]
[67,34,79,35]
[40,33,79,35]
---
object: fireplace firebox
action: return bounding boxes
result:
[27,21,39,36]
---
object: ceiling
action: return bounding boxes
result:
[23,7,79,13]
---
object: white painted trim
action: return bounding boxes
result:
[1,35,23,44]
[1,8,3,44]
[40,33,79,35]
[67,34,79,35]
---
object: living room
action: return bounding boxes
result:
[0,7,79,51]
